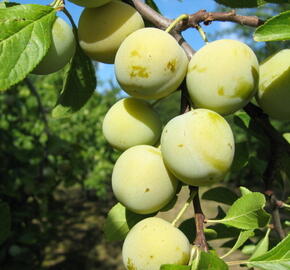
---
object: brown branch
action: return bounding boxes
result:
[191,187,208,252]
[131,0,171,29]
[131,0,264,34]
[185,10,264,29]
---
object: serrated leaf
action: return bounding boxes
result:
[248,234,290,270]
[250,228,270,259]
[160,265,191,270]
[52,43,96,118]
[208,192,270,230]
[254,11,290,42]
[215,0,266,8]
[0,202,11,245]
[104,203,150,242]
[202,187,238,205]
[0,4,56,91]
[196,252,228,270]
[221,230,254,258]
[240,186,252,196]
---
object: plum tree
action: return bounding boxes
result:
[186,39,259,115]
[69,0,112,8]
[102,98,162,151]
[112,145,178,214]
[77,0,144,63]
[161,109,235,186]
[114,27,189,100]
[122,217,190,270]
[33,17,76,75]
[256,49,290,120]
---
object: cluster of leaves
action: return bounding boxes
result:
[0,72,119,268]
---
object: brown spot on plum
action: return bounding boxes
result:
[145,188,150,192]
[131,50,140,57]
[228,143,233,149]
[130,66,149,78]
[178,144,184,148]
[167,59,177,72]
[127,258,137,270]
[217,87,224,96]
[150,255,154,259]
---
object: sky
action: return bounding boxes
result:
[16,0,239,91]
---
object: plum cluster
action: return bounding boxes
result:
[34,1,290,269]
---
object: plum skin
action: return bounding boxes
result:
[102,98,162,151]
[114,27,189,100]
[78,0,144,64]
[186,39,259,115]
[161,109,235,186]
[256,49,290,120]
[33,17,76,75]
[122,217,190,270]
[112,145,178,214]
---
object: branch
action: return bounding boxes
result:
[185,10,264,29]
[131,0,264,33]
[191,187,208,252]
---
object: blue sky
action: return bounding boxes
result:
[17,0,239,90]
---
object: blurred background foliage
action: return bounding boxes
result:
[0,1,290,270]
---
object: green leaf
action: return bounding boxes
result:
[0,202,11,245]
[179,218,196,243]
[240,186,252,196]
[202,187,238,205]
[0,4,56,91]
[52,43,96,118]
[104,203,150,242]
[248,234,290,270]
[221,230,255,259]
[196,252,228,270]
[208,192,270,230]
[250,228,270,259]
[215,0,266,8]
[160,265,191,270]
[254,11,290,42]
[231,142,249,172]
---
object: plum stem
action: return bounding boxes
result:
[171,188,197,227]
[196,25,209,44]
[165,14,189,33]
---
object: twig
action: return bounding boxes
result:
[191,187,208,252]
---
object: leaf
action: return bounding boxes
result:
[0,4,56,91]
[52,43,96,118]
[221,230,255,258]
[254,11,290,42]
[202,187,238,205]
[250,228,270,259]
[208,192,270,230]
[234,112,251,129]
[215,0,266,8]
[248,234,290,270]
[179,218,196,243]
[240,186,252,196]
[103,203,150,242]
[196,252,229,270]
[231,142,249,172]
[0,202,11,245]
[161,265,191,270]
